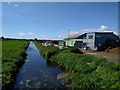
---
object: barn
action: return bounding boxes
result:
[64,32,119,50]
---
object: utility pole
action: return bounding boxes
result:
[68,30,70,38]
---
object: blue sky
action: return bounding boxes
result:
[2,2,118,40]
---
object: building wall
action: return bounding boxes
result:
[74,41,83,47]
[82,32,119,50]
[65,32,119,50]
[58,41,65,46]
[95,33,118,46]
[65,40,75,47]
[83,33,95,50]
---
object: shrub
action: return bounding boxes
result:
[67,47,83,54]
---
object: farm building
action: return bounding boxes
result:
[64,32,119,50]
[64,34,86,47]
[58,40,65,46]
[65,39,82,47]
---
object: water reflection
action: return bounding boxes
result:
[46,60,66,71]
[14,42,66,88]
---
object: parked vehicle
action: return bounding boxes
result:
[48,43,54,46]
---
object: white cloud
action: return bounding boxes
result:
[7,2,19,7]
[80,25,118,36]
[14,4,19,7]
[41,35,45,37]
[101,25,109,30]
[70,31,79,35]
[27,32,33,35]
[81,25,112,32]
[113,32,118,35]
[103,30,113,32]
[18,33,25,36]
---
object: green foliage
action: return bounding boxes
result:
[2,40,29,90]
[33,41,120,88]
[33,41,59,59]
[66,47,83,54]
[51,47,120,88]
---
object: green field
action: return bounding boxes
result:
[2,40,29,90]
[34,41,120,88]
[0,40,2,90]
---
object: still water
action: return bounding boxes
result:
[14,42,66,88]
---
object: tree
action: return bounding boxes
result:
[1,36,4,39]
[35,38,37,41]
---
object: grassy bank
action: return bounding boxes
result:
[51,49,120,88]
[34,41,120,88]
[2,40,30,90]
[33,41,59,59]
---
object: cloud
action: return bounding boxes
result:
[59,35,62,38]
[14,4,19,7]
[41,35,45,37]
[7,2,19,7]
[114,32,118,35]
[70,31,79,35]
[58,25,118,40]
[27,32,33,35]
[101,25,109,30]
[81,25,112,32]
[81,25,118,36]
[18,33,25,36]
[58,30,80,39]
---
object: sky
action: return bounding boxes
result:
[2,2,118,40]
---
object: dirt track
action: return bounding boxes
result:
[79,47,120,64]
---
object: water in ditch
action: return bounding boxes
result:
[14,42,66,88]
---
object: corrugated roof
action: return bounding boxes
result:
[64,34,82,40]
[64,32,114,40]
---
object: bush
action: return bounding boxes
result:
[67,47,83,54]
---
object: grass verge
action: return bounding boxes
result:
[2,40,30,90]
[34,41,120,88]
